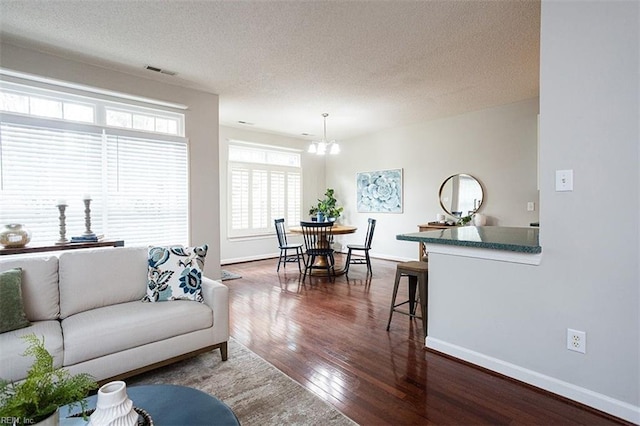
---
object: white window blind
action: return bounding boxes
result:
[0,80,188,247]
[0,121,104,243]
[228,143,301,238]
[104,133,188,245]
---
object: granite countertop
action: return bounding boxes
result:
[397,226,541,254]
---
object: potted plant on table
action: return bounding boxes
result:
[310,188,344,222]
[458,214,474,226]
[0,334,98,425]
[308,205,320,221]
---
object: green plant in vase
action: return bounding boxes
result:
[458,214,474,226]
[317,188,343,221]
[308,205,320,219]
[0,334,98,424]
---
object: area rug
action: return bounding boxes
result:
[127,338,355,425]
[221,269,242,281]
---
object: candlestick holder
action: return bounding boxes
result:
[56,204,68,245]
[83,198,97,238]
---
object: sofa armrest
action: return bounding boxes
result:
[201,277,229,344]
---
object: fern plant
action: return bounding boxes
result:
[0,334,97,423]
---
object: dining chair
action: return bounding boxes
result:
[345,218,376,276]
[274,218,304,273]
[300,221,335,281]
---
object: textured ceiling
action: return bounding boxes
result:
[0,0,540,140]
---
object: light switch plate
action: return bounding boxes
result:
[556,170,573,191]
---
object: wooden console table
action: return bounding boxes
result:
[0,239,124,256]
[417,223,457,260]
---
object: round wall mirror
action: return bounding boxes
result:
[439,174,484,217]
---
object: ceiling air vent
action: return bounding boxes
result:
[144,65,177,76]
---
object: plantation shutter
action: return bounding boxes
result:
[251,169,268,229]
[227,143,302,238]
[271,171,285,220]
[230,168,249,231]
[287,172,301,225]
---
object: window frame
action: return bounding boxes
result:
[0,76,190,246]
[227,142,302,239]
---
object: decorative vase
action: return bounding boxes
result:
[0,223,31,248]
[35,408,59,426]
[89,381,138,426]
[473,214,487,226]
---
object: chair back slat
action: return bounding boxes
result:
[364,218,377,248]
[274,218,287,247]
[300,221,334,254]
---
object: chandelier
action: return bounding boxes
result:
[308,113,340,155]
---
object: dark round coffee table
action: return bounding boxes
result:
[61,384,239,425]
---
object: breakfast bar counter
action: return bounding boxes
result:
[397,226,542,265]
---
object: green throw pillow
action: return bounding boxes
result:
[0,268,31,333]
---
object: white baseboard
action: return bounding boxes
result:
[221,253,278,265]
[225,250,411,266]
[426,337,640,424]
[370,253,414,262]
[335,249,413,263]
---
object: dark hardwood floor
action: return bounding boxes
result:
[224,255,629,425]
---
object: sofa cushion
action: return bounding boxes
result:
[0,268,31,333]
[0,255,60,321]
[143,245,208,303]
[0,320,64,383]
[58,247,148,319]
[61,299,213,366]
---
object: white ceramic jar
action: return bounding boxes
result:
[473,214,487,226]
[89,381,138,426]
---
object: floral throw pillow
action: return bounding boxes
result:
[143,244,208,303]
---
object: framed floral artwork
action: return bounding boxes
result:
[356,168,403,213]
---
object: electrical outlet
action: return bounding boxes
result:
[567,329,586,354]
[527,202,535,211]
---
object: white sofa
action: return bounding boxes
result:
[0,246,229,383]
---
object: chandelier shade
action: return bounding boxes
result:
[308,113,340,155]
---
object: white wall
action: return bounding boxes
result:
[219,126,326,264]
[326,98,540,261]
[416,2,639,422]
[0,43,222,279]
[539,0,638,415]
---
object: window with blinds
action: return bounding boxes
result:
[0,80,188,246]
[228,143,301,238]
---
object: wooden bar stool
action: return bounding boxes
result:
[386,261,428,337]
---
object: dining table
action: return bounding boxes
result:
[289,223,357,276]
